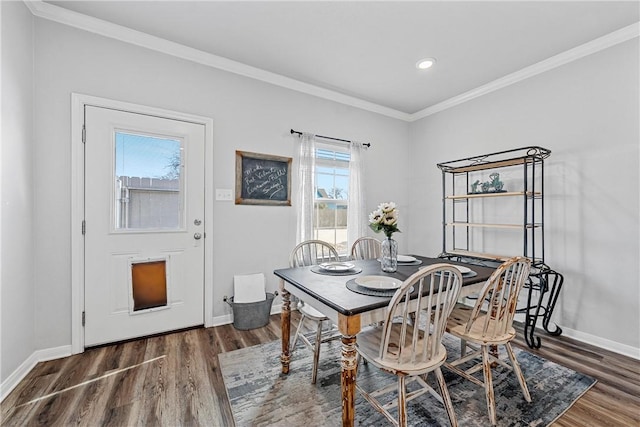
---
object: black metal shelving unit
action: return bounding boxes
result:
[437,146,563,348]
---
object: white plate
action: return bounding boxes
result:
[355,275,402,290]
[319,262,355,272]
[452,265,472,274]
[397,255,417,263]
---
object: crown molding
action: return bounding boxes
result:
[409,21,640,122]
[24,0,411,121]
[24,1,638,123]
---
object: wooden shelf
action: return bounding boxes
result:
[436,147,550,173]
[444,250,539,264]
[445,191,541,200]
[439,147,550,270]
[444,250,511,262]
[447,222,540,229]
[446,157,530,173]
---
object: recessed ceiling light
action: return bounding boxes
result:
[416,58,436,70]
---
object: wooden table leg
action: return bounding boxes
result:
[338,313,361,427]
[341,334,357,427]
[280,285,291,374]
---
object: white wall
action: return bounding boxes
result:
[407,39,640,350]
[1,1,36,381]
[3,4,635,382]
[32,18,410,349]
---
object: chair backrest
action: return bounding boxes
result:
[465,256,532,338]
[289,240,340,268]
[350,237,382,260]
[378,264,462,366]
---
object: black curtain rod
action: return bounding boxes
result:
[290,129,371,147]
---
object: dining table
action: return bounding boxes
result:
[273,255,497,427]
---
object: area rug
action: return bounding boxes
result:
[219,334,596,426]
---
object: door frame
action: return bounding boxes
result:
[71,93,215,354]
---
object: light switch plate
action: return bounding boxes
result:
[216,188,233,201]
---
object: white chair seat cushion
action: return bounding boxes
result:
[446,303,515,345]
[299,302,329,321]
[357,324,447,375]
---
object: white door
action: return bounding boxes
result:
[84,105,205,347]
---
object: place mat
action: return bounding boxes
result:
[397,259,423,266]
[377,259,423,266]
[421,265,478,279]
[310,265,363,276]
[346,278,412,297]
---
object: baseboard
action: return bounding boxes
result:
[512,311,639,360]
[561,327,640,360]
[211,313,233,327]
[1,345,72,402]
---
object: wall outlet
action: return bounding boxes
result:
[216,188,233,201]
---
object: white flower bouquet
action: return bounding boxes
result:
[368,202,400,238]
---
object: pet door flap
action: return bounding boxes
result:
[130,259,168,312]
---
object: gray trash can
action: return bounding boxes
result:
[224,292,278,330]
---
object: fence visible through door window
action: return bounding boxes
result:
[114,131,184,230]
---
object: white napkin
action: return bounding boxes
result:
[233,273,266,303]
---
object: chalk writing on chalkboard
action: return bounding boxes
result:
[235,151,292,206]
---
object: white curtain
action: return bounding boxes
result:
[295,132,316,244]
[347,142,366,251]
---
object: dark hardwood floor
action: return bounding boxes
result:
[1,313,638,426]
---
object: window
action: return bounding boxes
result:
[114,132,184,230]
[314,146,350,254]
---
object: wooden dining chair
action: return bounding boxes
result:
[350,236,382,260]
[289,240,342,384]
[355,264,463,427]
[444,256,532,426]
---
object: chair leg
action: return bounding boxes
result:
[292,313,307,350]
[460,339,467,357]
[408,312,416,326]
[397,375,407,427]
[311,319,323,384]
[435,367,458,427]
[356,352,368,367]
[481,345,497,425]
[505,343,531,402]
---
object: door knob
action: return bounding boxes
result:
[194,232,202,240]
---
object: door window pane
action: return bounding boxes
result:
[114,132,183,230]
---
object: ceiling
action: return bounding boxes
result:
[44,1,639,117]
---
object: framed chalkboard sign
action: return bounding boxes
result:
[235,151,292,206]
